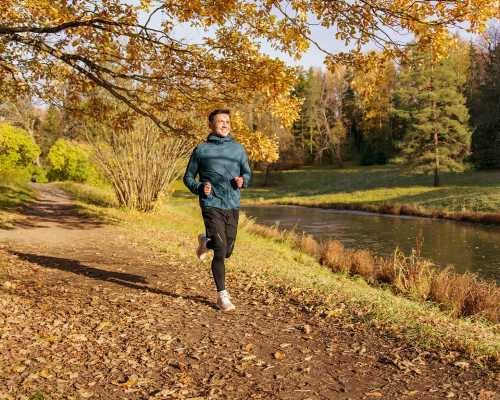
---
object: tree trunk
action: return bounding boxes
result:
[264,163,271,186]
[433,163,440,187]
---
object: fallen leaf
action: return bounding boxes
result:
[78,389,93,398]
[243,343,254,352]
[39,369,52,379]
[273,351,285,360]
[96,321,112,331]
[70,334,87,342]
[453,361,469,370]
[122,374,138,388]
[366,392,383,397]
[13,365,25,373]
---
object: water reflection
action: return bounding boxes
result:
[243,205,500,282]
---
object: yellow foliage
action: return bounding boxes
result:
[231,112,279,164]
[1,0,497,133]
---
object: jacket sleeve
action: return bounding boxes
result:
[240,147,251,189]
[183,147,203,195]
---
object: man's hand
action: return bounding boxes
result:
[234,176,244,189]
[203,182,212,196]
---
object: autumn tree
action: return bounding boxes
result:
[2,1,498,135]
[39,105,65,157]
[236,94,301,183]
[308,68,348,165]
[393,45,472,186]
[351,59,396,165]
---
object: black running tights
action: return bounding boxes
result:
[201,207,239,291]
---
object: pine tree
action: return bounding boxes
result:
[393,47,472,186]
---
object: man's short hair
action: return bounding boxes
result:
[208,109,230,123]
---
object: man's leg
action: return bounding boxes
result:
[225,209,239,259]
[201,208,227,291]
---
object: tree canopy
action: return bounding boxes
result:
[1,1,498,134]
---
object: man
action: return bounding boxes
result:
[183,109,251,311]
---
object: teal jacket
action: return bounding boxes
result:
[183,134,251,209]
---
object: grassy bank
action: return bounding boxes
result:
[0,173,36,228]
[59,182,499,365]
[226,165,500,224]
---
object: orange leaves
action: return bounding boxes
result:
[231,111,279,164]
[3,0,497,134]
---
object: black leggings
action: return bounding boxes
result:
[201,207,239,291]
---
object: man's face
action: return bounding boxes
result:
[209,113,231,137]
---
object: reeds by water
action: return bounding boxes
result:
[240,213,499,322]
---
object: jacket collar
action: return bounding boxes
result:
[207,133,233,144]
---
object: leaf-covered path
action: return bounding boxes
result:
[0,184,498,399]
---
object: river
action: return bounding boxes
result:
[242,205,500,282]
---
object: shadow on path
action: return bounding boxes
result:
[1,183,109,231]
[10,251,216,309]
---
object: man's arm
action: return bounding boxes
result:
[183,147,203,195]
[240,148,251,188]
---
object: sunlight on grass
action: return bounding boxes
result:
[245,165,500,213]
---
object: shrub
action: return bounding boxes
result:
[30,166,48,183]
[0,122,40,173]
[91,118,191,212]
[47,138,98,182]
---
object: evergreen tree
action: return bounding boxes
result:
[466,29,500,169]
[291,70,313,163]
[342,71,362,157]
[393,47,472,186]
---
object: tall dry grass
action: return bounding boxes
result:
[241,212,500,323]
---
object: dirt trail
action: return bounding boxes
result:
[0,184,497,400]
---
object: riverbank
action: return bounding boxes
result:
[237,165,500,225]
[58,182,499,365]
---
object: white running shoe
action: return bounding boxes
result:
[196,234,209,261]
[217,290,235,312]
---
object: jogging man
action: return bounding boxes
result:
[183,109,251,311]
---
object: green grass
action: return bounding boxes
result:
[57,181,118,208]
[219,165,500,213]
[0,172,36,229]
[0,174,35,209]
[61,182,499,364]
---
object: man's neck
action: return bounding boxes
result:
[211,132,229,138]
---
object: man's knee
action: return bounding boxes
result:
[225,240,235,258]
[210,236,227,256]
